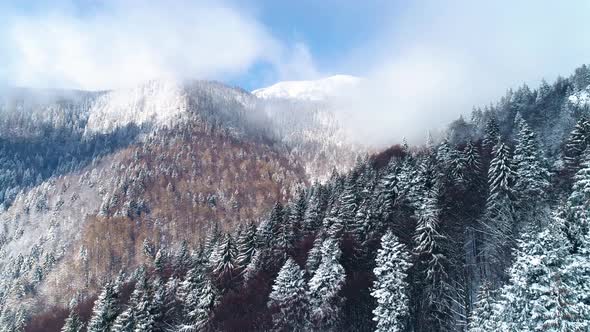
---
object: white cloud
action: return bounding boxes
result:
[0,0,316,90]
[336,0,590,146]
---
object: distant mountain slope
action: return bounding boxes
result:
[253,75,361,101]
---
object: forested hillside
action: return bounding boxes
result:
[11,65,589,331]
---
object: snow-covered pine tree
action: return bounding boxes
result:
[307,238,346,331]
[87,281,121,332]
[302,185,323,235]
[371,231,411,332]
[480,140,515,281]
[178,277,219,332]
[565,148,590,250]
[512,118,550,225]
[236,220,257,271]
[305,234,324,275]
[374,159,399,226]
[61,308,84,332]
[413,186,453,331]
[267,258,308,331]
[480,213,590,331]
[563,116,590,173]
[257,202,284,249]
[210,233,238,288]
[467,281,496,332]
[482,117,500,153]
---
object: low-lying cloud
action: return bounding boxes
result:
[0,0,315,90]
[335,0,590,146]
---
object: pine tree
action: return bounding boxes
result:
[565,149,590,250]
[179,277,218,332]
[481,214,590,331]
[302,185,323,235]
[413,187,453,331]
[371,231,412,332]
[307,238,346,331]
[267,258,308,331]
[563,116,590,173]
[482,117,500,153]
[481,140,515,280]
[467,281,496,332]
[210,234,238,288]
[61,309,84,332]
[87,281,120,332]
[236,220,257,270]
[305,235,324,274]
[512,119,550,226]
[257,202,284,249]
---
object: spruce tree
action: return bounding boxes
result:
[267,258,308,331]
[467,281,496,332]
[371,231,411,332]
[566,149,590,250]
[61,309,84,332]
[564,116,590,173]
[513,118,550,219]
[481,140,515,280]
[210,234,238,288]
[307,238,346,331]
[87,281,120,332]
[481,214,590,331]
[236,220,257,271]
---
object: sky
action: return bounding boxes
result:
[1,0,590,144]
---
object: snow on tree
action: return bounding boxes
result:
[307,237,346,331]
[210,233,238,287]
[412,186,454,331]
[512,118,550,220]
[305,234,324,274]
[87,281,121,332]
[371,231,412,332]
[478,213,590,331]
[236,220,257,270]
[302,185,323,235]
[267,258,308,331]
[61,308,84,332]
[482,117,500,153]
[467,281,497,332]
[178,277,219,332]
[564,116,590,173]
[565,148,590,250]
[480,140,515,279]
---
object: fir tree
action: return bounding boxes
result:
[307,238,346,331]
[512,118,550,220]
[481,140,515,280]
[371,231,412,332]
[565,149,590,250]
[267,258,308,331]
[210,234,238,288]
[563,116,590,173]
[61,309,84,332]
[236,220,257,270]
[87,281,120,332]
[467,281,496,332]
[481,214,590,331]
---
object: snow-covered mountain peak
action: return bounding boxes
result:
[252,75,362,101]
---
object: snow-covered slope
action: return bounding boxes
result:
[252,75,361,101]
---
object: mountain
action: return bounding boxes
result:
[2,64,590,331]
[252,75,362,101]
[0,78,365,329]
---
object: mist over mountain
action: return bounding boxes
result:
[0,62,588,331]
